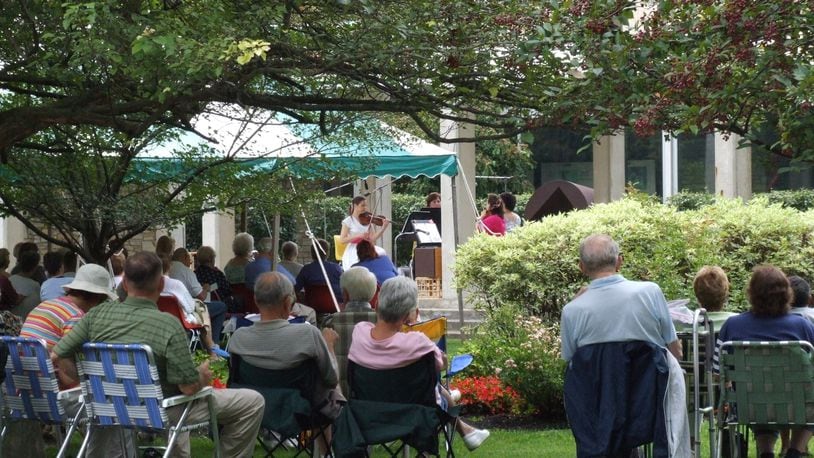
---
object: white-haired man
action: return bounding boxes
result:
[560,234,682,362]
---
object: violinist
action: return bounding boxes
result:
[339,196,390,270]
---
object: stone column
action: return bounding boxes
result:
[661,133,678,201]
[440,119,476,301]
[592,133,626,203]
[714,133,752,199]
[202,209,235,270]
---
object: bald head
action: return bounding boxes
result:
[579,234,620,278]
[254,272,294,310]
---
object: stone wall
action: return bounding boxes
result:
[21,223,160,261]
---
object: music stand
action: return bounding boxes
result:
[412,220,442,245]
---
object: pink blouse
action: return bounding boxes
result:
[348,321,444,371]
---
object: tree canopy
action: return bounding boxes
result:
[3,0,814,260]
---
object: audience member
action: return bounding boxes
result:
[690,265,736,330]
[294,239,343,308]
[326,267,378,397]
[9,249,42,319]
[11,242,46,283]
[229,272,343,454]
[500,192,522,232]
[155,235,175,258]
[560,234,681,362]
[53,251,264,457]
[23,263,115,361]
[170,248,226,345]
[110,250,126,287]
[225,232,254,284]
[788,275,814,324]
[194,245,236,311]
[338,196,389,271]
[279,241,304,277]
[348,276,490,451]
[245,237,287,288]
[0,248,10,277]
[40,251,78,301]
[714,266,814,458]
[476,193,506,236]
[15,264,115,456]
[352,240,398,285]
[425,192,441,208]
[158,254,217,352]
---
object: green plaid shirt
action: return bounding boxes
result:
[54,296,199,397]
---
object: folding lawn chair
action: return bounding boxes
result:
[75,343,220,458]
[333,352,458,458]
[403,316,473,389]
[227,354,332,458]
[0,336,85,458]
[717,341,814,458]
[675,308,717,458]
[157,296,204,352]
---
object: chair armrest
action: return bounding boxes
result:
[57,386,83,402]
[162,386,214,408]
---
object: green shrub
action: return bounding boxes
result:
[667,191,715,211]
[762,189,814,211]
[455,196,814,318]
[461,306,565,418]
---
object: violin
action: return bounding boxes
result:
[359,211,387,226]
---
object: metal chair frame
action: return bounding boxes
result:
[717,340,814,458]
[75,342,220,458]
[0,336,85,458]
[676,309,718,458]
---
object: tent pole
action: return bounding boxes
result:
[451,174,466,340]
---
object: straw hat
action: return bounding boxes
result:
[62,264,117,301]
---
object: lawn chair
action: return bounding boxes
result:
[675,308,718,458]
[717,341,814,458]
[157,296,204,352]
[0,336,84,458]
[227,354,332,457]
[334,352,458,458]
[403,316,473,388]
[75,342,220,458]
[231,283,259,314]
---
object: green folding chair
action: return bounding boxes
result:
[227,354,332,457]
[333,352,458,458]
[717,340,814,458]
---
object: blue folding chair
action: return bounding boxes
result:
[75,342,221,458]
[0,336,84,458]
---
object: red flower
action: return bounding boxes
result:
[212,378,226,389]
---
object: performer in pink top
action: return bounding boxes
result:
[476,193,506,236]
[348,277,491,451]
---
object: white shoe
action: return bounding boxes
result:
[462,429,490,451]
[449,389,462,403]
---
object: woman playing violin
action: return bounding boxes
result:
[339,196,390,270]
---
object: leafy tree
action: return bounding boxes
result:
[536,0,814,160]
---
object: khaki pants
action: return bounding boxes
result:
[166,388,264,458]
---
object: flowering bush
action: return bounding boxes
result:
[462,307,566,418]
[193,351,229,388]
[451,375,524,415]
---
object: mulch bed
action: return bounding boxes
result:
[469,414,567,431]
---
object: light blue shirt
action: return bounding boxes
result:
[560,274,677,362]
[39,273,75,302]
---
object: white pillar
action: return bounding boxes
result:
[661,132,678,201]
[440,119,476,301]
[592,133,626,203]
[0,216,29,265]
[202,209,235,270]
[714,133,752,199]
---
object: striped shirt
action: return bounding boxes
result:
[21,296,83,350]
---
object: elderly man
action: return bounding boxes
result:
[229,272,343,454]
[53,252,264,458]
[560,234,682,362]
[245,238,295,289]
[279,241,303,278]
[327,267,378,396]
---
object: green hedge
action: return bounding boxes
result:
[455,196,814,320]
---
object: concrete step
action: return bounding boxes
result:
[416,299,483,338]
